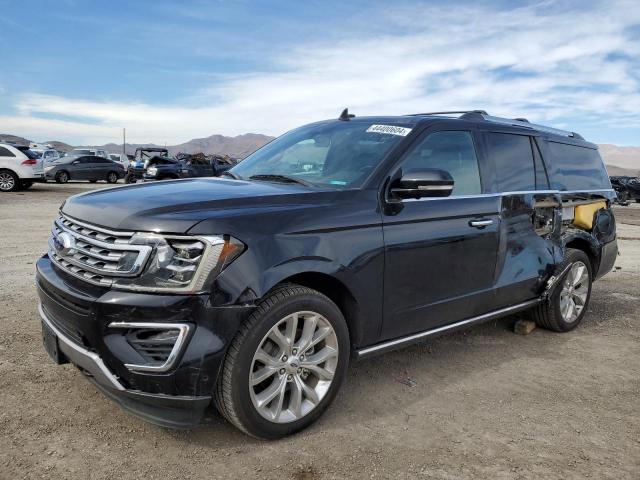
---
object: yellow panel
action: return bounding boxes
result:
[572,201,606,230]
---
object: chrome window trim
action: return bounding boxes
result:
[39,304,125,391]
[401,188,614,202]
[108,322,191,373]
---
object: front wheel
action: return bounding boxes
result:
[124,173,136,184]
[531,248,592,332]
[215,284,350,439]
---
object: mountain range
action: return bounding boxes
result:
[1,132,638,176]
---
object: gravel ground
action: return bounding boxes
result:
[1,182,638,480]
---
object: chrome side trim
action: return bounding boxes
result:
[107,322,191,373]
[355,298,541,359]
[38,303,125,391]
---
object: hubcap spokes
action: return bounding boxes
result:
[0,173,14,190]
[250,311,339,423]
[559,261,589,323]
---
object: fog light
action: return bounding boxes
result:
[108,322,191,372]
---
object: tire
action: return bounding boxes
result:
[106,172,118,184]
[215,284,350,439]
[617,191,629,204]
[56,171,69,183]
[124,173,136,184]
[21,181,33,189]
[531,248,592,332]
[0,170,20,192]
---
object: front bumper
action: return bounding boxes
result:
[36,255,253,428]
[39,303,210,428]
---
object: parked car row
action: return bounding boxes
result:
[610,175,640,204]
[45,154,126,184]
[124,148,238,183]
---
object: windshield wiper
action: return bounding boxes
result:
[248,174,313,186]
[221,171,242,180]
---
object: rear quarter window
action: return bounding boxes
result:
[546,142,610,190]
[0,146,16,157]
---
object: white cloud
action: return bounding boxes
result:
[1,0,639,145]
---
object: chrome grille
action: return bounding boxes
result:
[48,214,152,287]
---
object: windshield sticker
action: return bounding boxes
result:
[366,125,412,136]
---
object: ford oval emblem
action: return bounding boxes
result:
[54,232,75,256]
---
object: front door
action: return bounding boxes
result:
[381,129,500,340]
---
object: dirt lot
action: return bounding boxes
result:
[1,182,638,480]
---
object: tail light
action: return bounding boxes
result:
[21,159,38,165]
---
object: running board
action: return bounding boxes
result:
[354,298,542,359]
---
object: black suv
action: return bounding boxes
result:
[36,110,617,438]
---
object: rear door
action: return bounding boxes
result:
[479,130,562,306]
[91,156,113,179]
[381,128,500,339]
[70,156,93,179]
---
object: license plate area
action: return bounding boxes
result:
[42,321,67,365]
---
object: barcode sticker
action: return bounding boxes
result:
[366,125,412,136]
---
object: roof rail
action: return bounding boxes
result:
[406,110,583,139]
[408,110,487,118]
[481,114,579,138]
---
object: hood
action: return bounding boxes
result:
[61,177,322,233]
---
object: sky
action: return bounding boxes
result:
[0,0,639,146]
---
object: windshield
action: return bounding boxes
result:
[230,121,412,188]
[70,149,92,155]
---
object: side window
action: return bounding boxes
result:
[0,146,15,157]
[401,131,481,196]
[486,133,535,192]
[546,141,610,190]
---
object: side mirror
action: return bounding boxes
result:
[390,168,454,199]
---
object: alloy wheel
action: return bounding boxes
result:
[108,172,117,183]
[0,172,15,191]
[249,311,339,423]
[559,261,589,323]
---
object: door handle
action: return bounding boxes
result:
[469,219,493,228]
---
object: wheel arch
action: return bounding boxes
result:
[562,231,599,275]
[269,271,361,350]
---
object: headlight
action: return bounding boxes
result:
[147,167,158,176]
[112,234,244,293]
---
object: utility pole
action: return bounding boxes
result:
[123,128,126,156]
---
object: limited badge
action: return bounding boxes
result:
[366,125,412,136]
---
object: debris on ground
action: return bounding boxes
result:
[514,319,537,335]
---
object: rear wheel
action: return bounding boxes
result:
[0,170,19,192]
[56,171,69,183]
[531,248,592,332]
[106,171,118,183]
[215,284,349,439]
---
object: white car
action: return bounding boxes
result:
[109,153,130,169]
[32,148,61,165]
[0,143,44,192]
[68,148,110,158]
